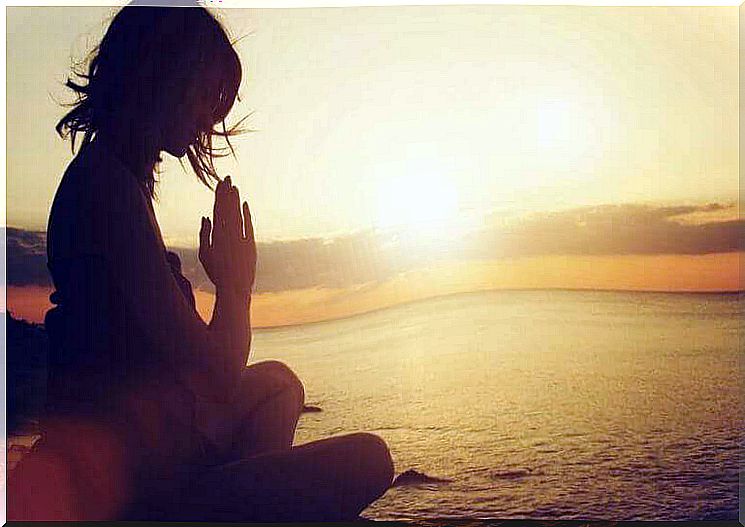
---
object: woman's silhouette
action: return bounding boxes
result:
[8,5,393,521]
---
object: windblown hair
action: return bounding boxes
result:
[56,5,246,198]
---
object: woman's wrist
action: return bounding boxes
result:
[215,284,251,304]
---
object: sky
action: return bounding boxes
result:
[5,4,742,325]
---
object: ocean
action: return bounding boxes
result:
[250,289,743,521]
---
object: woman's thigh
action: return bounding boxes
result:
[194,360,305,460]
[175,433,394,522]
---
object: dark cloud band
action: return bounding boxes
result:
[5,202,743,292]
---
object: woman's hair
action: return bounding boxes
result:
[56,5,246,198]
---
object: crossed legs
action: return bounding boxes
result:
[176,360,395,521]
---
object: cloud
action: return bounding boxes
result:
[6,228,51,287]
[475,202,743,258]
[5,202,743,292]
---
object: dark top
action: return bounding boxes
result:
[45,139,210,415]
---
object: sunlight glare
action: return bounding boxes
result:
[533,98,594,160]
[375,171,459,236]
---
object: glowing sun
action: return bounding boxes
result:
[375,172,459,235]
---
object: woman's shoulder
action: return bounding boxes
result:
[58,140,144,199]
[48,140,151,260]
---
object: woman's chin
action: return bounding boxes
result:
[164,144,189,158]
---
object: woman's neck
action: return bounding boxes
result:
[94,130,161,182]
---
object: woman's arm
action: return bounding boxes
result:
[209,287,251,372]
[200,176,257,371]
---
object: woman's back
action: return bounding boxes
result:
[45,139,178,414]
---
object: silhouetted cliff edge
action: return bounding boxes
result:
[6,311,49,434]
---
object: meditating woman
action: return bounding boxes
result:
[7,5,393,521]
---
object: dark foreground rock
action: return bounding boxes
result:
[392,469,454,487]
[6,312,49,433]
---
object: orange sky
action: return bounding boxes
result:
[7,252,741,327]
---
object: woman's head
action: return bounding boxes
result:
[56,5,244,197]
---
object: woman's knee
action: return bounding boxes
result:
[247,360,305,409]
[344,433,395,493]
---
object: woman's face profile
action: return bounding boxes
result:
[161,110,197,159]
[160,75,224,159]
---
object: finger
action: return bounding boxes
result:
[213,182,230,246]
[198,217,212,265]
[221,176,233,217]
[213,181,223,222]
[229,186,242,237]
[215,177,226,205]
[223,177,237,209]
[216,175,229,205]
[216,178,237,236]
[199,216,212,250]
[242,201,254,242]
[231,182,240,212]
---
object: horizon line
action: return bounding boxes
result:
[4,285,743,331]
[250,285,745,331]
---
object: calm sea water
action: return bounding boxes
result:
[251,290,743,521]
